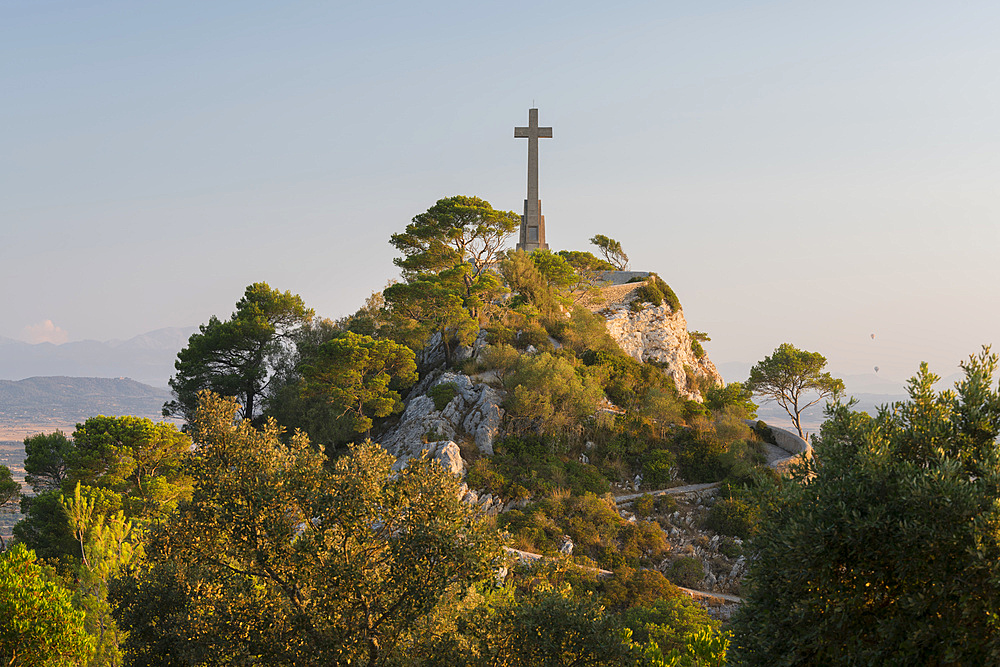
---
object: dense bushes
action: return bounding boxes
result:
[704,381,758,420]
[666,556,705,588]
[674,429,729,483]
[582,349,680,415]
[499,491,668,569]
[503,352,603,437]
[642,449,678,488]
[428,382,458,410]
[466,435,611,500]
[706,496,760,540]
[631,274,681,311]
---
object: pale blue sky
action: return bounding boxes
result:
[3,0,998,385]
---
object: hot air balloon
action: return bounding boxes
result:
[874,366,879,373]
[870,333,875,340]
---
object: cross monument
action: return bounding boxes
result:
[514,107,552,252]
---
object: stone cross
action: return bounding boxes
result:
[514,108,552,252]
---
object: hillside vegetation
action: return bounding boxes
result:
[11,195,996,665]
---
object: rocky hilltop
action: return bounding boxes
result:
[380,274,724,476]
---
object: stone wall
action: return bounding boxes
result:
[746,420,812,458]
[599,270,651,286]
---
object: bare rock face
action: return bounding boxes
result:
[430,440,464,476]
[417,330,490,370]
[379,371,504,470]
[388,439,465,476]
[601,300,723,401]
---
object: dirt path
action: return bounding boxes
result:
[614,482,721,504]
[503,547,743,604]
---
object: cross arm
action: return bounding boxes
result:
[514,127,553,138]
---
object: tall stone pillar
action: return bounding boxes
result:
[514,108,552,252]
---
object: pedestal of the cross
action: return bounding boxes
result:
[514,108,552,252]
[518,199,548,251]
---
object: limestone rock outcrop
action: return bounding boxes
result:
[598,293,723,401]
[379,371,504,469]
[417,330,490,369]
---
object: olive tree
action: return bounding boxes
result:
[112,392,504,666]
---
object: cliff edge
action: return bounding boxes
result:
[588,282,723,401]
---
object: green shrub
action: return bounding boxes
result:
[485,325,516,346]
[656,494,678,515]
[706,496,759,540]
[499,250,564,325]
[633,494,655,517]
[581,350,678,415]
[495,433,551,459]
[643,449,677,488]
[559,307,620,356]
[667,556,704,588]
[620,595,718,653]
[563,460,612,495]
[618,520,669,566]
[428,382,459,411]
[633,281,664,307]
[466,458,507,496]
[499,492,666,569]
[752,420,777,445]
[516,324,551,351]
[704,382,758,419]
[650,274,681,311]
[674,430,728,483]
[718,536,743,558]
[504,352,604,437]
[691,339,705,359]
[632,275,682,312]
[477,344,520,384]
[718,440,767,486]
[489,435,612,499]
[682,399,711,420]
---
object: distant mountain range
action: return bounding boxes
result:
[0,326,196,388]
[0,376,173,434]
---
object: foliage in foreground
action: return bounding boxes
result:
[732,348,1000,666]
[111,391,503,666]
[16,416,193,568]
[0,543,93,666]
